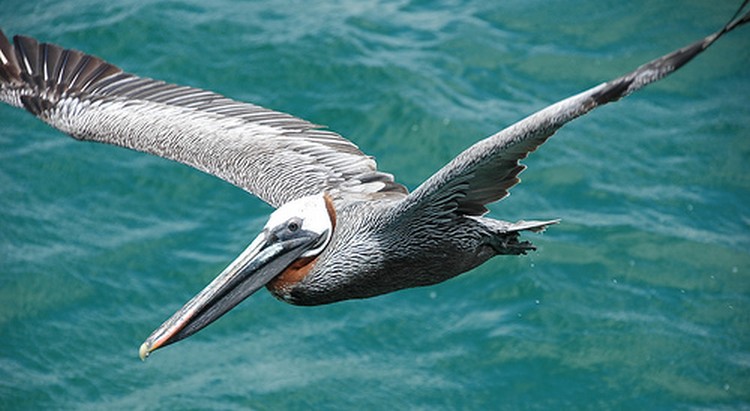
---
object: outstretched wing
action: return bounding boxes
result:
[398,3,749,219]
[0,31,407,208]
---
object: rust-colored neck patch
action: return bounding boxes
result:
[323,192,337,232]
[266,255,319,295]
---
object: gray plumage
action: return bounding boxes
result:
[1,4,748,310]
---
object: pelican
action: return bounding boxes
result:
[1,4,748,360]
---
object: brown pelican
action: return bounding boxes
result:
[1,4,748,360]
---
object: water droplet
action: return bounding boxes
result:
[732,266,738,274]
[686,204,694,212]
[724,383,730,391]
[534,299,540,305]
[612,278,618,284]
[429,291,437,299]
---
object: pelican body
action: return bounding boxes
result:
[1,4,747,359]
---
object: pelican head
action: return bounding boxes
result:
[139,193,334,359]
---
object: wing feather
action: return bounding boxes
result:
[0,31,407,208]
[398,3,750,219]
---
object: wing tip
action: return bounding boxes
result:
[591,2,750,106]
[0,28,124,115]
[0,29,21,86]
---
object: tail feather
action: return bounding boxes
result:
[507,219,560,234]
[474,217,559,255]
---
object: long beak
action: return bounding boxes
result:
[139,228,322,360]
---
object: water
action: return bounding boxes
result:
[1,0,749,409]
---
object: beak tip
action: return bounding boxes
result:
[139,342,151,361]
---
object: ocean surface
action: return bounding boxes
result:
[1,0,748,409]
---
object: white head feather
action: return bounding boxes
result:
[265,193,334,257]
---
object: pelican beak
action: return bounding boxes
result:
[139,226,325,360]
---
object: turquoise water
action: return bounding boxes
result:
[1,0,749,409]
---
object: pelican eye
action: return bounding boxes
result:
[287,220,300,232]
